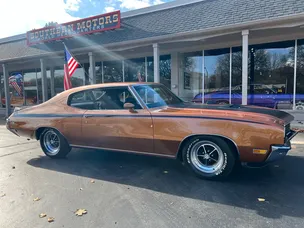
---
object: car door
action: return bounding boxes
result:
[80,86,154,154]
[63,90,95,145]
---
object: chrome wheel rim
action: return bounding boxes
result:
[190,140,224,174]
[43,130,60,155]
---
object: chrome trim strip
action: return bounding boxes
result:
[70,144,176,158]
[286,130,298,142]
[176,134,240,158]
[128,85,149,110]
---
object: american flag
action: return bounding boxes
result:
[63,44,79,90]
[9,74,23,96]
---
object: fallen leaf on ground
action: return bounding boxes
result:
[39,213,47,218]
[75,209,87,216]
[258,198,266,202]
[90,180,95,183]
[163,171,168,174]
[0,194,6,197]
[33,197,40,201]
[47,217,55,223]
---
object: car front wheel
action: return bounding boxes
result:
[40,128,71,158]
[182,136,236,180]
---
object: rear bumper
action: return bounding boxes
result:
[6,116,20,137]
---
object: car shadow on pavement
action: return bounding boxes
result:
[27,148,304,219]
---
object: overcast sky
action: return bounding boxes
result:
[0,0,174,39]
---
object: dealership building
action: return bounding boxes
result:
[1,0,304,116]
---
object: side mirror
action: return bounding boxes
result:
[124,102,137,113]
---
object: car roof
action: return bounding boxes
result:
[49,82,161,101]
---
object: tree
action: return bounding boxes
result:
[45,21,58,27]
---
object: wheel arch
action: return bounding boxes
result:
[35,127,64,140]
[176,134,240,162]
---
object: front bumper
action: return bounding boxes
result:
[244,129,298,168]
[265,141,291,163]
[264,129,299,164]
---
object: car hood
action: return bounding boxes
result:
[154,103,294,126]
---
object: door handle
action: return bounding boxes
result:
[84,114,94,118]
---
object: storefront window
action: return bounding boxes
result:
[72,67,85,87]
[36,69,43,104]
[0,73,3,107]
[231,47,242,105]
[46,69,52,99]
[248,41,295,109]
[204,48,230,104]
[146,55,171,87]
[103,61,123,83]
[54,65,83,94]
[8,71,24,107]
[147,57,154,82]
[296,39,304,110]
[180,51,202,101]
[124,58,146,82]
[23,69,38,105]
[54,67,64,94]
[160,55,171,89]
[95,62,103,84]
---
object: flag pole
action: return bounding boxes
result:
[62,42,93,83]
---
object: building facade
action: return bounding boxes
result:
[1,0,304,117]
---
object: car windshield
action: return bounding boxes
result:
[133,84,183,108]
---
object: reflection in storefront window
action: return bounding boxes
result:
[103,61,123,83]
[0,73,3,107]
[46,69,52,99]
[54,67,64,94]
[95,62,103,84]
[231,47,242,105]
[296,39,304,110]
[24,69,38,105]
[204,48,230,104]
[180,52,202,101]
[54,66,84,95]
[72,67,85,87]
[124,58,146,82]
[247,41,294,109]
[8,71,24,107]
[160,55,171,89]
[146,55,171,87]
[147,57,154,82]
[36,69,42,104]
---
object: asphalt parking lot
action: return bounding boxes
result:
[1,121,304,228]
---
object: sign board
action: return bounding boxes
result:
[26,11,121,46]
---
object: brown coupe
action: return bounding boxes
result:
[6,82,298,180]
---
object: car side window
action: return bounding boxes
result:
[68,90,95,110]
[91,87,142,110]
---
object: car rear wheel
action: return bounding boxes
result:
[182,136,236,180]
[40,128,71,158]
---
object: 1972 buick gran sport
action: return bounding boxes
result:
[6,83,298,180]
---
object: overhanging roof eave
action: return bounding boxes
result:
[1,11,304,64]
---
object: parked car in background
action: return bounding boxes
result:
[192,84,304,110]
[6,83,298,180]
